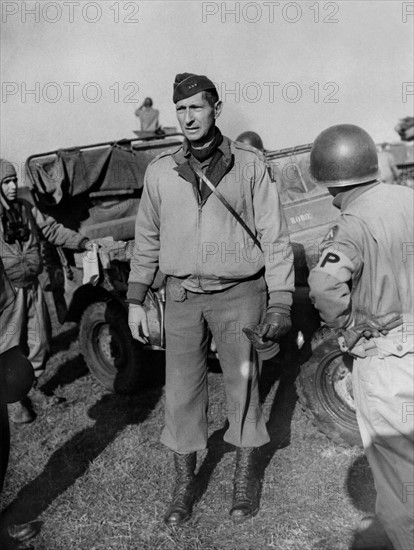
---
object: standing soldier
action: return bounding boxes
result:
[128,72,294,525]
[307,124,413,550]
[1,256,37,543]
[0,159,92,424]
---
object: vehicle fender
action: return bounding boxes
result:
[65,284,126,323]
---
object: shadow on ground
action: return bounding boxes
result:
[41,355,89,395]
[0,351,166,549]
[346,455,376,514]
[194,349,301,506]
[50,324,79,354]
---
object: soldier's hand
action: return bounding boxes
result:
[243,327,273,351]
[128,304,149,344]
[375,311,403,333]
[254,312,292,341]
[80,239,96,252]
[243,312,292,349]
[83,240,95,251]
[354,310,403,338]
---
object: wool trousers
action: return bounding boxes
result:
[353,353,414,550]
[161,276,270,453]
[0,283,51,378]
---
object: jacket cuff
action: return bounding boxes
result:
[127,282,149,304]
[268,291,292,314]
[257,342,280,360]
[126,299,145,306]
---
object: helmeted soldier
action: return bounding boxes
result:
[127,73,294,525]
[307,124,414,550]
[236,131,265,152]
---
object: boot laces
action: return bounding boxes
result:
[234,449,256,501]
[171,454,196,505]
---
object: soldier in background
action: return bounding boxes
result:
[377,143,401,185]
[0,257,37,544]
[135,97,162,133]
[307,125,413,550]
[236,131,265,152]
[0,159,93,424]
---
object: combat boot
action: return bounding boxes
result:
[351,515,394,549]
[7,401,35,424]
[27,380,66,410]
[164,452,197,526]
[230,447,260,523]
[8,522,37,542]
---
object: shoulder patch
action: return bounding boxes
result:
[321,225,339,243]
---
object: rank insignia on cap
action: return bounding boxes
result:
[173,73,218,103]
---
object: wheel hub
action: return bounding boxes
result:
[328,359,355,411]
[315,350,357,421]
[94,323,125,369]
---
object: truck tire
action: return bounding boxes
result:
[79,300,142,394]
[296,326,362,447]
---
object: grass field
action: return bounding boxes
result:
[0,318,376,550]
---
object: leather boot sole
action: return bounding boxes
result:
[230,504,259,524]
[7,522,37,542]
[7,402,36,424]
[163,510,192,526]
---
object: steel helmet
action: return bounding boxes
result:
[236,131,264,152]
[310,124,379,187]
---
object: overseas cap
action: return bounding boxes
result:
[0,159,17,183]
[173,73,218,104]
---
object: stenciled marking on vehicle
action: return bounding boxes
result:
[289,212,313,224]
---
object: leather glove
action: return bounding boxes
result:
[353,310,402,339]
[340,310,403,351]
[78,238,94,251]
[243,312,292,350]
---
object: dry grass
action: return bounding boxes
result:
[0,319,375,550]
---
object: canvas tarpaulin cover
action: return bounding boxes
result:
[26,139,181,240]
[28,143,152,203]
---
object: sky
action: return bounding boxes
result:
[1,0,413,176]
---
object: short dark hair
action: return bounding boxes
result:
[203,89,219,107]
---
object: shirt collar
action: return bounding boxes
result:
[174,134,232,165]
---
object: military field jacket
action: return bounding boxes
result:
[128,137,294,308]
[0,195,87,288]
[308,183,414,328]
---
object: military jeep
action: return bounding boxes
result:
[25,133,414,447]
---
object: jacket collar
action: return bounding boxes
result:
[173,134,233,166]
[172,135,234,189]
[332,181,381,210]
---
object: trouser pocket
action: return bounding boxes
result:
[167,278,187,302]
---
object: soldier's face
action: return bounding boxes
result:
[176,92,222,145]
[1,177,18,201]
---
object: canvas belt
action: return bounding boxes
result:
[351,328,414,359]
